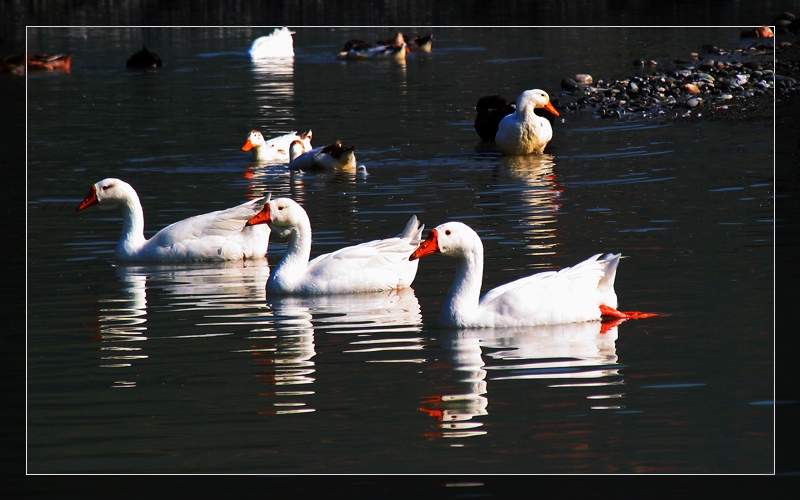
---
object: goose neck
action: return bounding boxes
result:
[271,220,313,287]
[442,246,484,326]
[116,192,147,256]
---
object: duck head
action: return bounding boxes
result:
[76,178,135,212]
[241,130,265,152]
[516,89,559,117]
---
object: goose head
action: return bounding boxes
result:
[245,197,308,231]
[76,178,135,212]
[241,130,266,152]
[516,89,559,117]
[410,222,483,261]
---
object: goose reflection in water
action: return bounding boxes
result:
[499,153,563,264]
[95,270,148,387]
[268,287,423,362]
[239,298,317,416]
[243,56,297,189]
[241,288,423,416]
[419,321,622,439]
[95,261,269,387]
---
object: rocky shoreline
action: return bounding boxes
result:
[555,25,799,125]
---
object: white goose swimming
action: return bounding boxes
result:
[76,178,270,262]
[241,129,313,163]
[249,27,295,59]
[410,221,655,328]
[245,197,423,295]
[288,139,357,173]
[495,89,560,155]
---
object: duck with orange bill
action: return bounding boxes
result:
[409,221,660,328]
[495,88,560,155]
[246,197,423,295]
[241,129,313,163]
[76,178,270,262]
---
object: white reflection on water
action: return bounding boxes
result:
[498,153,562,261]
[241,56,298,192]
[238,288,423,415]
[250,57,294,125]
[96,272,148,378]
[419,321,622,439]
[269,287,423,362]
[96,261,270,387]
[239,299,317,416]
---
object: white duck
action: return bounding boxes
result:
[248,27,295,59]
[76,178,270,262]
[241,129,313,163]
[410,221,654,328]
[495,89,560,155]
[288,140,357,173]
[245,197,423,295]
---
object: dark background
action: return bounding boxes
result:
[5,0,794,496]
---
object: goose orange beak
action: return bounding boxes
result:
[544,101,560,117]
[241,139,255,152]
[245,204,271,227]
[409,228,439,260]
[76,185,98,211]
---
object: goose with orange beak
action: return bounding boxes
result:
[410,222,659,328]
[495,89,560,155]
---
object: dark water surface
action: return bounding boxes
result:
[26,27,773,474]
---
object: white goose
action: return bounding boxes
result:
[241,129,313,163]
[245,197,423,295]
[288,140,357,173]
[495,89,560,155]
[76,178,270,262]
[249,27,295,59]
[410,221,655,328]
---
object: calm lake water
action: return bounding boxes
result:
[26,27,773,475]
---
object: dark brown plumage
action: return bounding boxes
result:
[126,46,162,69]
[474,94,515,142]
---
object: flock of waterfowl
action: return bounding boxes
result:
[66,27,660,328]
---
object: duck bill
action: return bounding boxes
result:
[76,185,98,211]
[241,139,255,152]
[245,204,271,227]
[544,101,560,117]
[409,229,439,261]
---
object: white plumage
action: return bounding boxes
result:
[249,27,295,59]
[410,221,622,328]
[246,197,423,295]
[288,140,357,173]
[76,178,270,262]
[495,89,560,155]
[241,129,312,163]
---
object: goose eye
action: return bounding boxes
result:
[445,229,451,236]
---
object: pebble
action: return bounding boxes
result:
[683,83,701,94]
[685,97,701,108]
[561,77,578,91]
[555,18,798,121]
